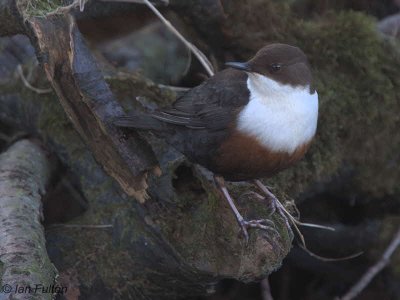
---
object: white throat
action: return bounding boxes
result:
[237,73,318,154]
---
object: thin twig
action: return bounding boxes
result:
[47,224,113,229]
[143,0,215,76]
[17,65,52,94]
[157,84,190,92]
[102,0,169,4]
[338,226,400,300]
[181,46,192,77]
[300,245,363,262]
[254,180,335,231]
[254,180,362,262]
[297,222,335,231]
[276,198,335,231]
[273,198,362,261]
[79,0,87,12]
[103,0,215,76]
[261,278,274,300]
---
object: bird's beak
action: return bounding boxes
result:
[225,62,251,72]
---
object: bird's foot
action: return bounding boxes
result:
[253,180,293,236]
[238,218,278,244]
[214,175,280,244]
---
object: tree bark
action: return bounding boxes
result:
[26,12,159,202]
[0,140,57,300]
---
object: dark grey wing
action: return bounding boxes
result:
[151,69,250,131]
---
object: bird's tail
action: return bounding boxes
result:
[113,112,168,131]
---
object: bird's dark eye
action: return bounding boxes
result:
[270,63,282,72]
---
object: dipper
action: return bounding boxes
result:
[115,43,318,241]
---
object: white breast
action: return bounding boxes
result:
[237,73,318,154]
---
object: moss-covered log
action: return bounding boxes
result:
[0,139,57,300]
[0,33,292,299]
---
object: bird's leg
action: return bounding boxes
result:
[253,179,292,233]
[214,175,275,243]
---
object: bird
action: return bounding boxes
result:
[114,43,318,242]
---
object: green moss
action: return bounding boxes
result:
[106,73,177,110]
[224,5,400,199]
[23,0,65,18]
[36,92,89,165]
[295,12,400,197]
[155,175,292,278]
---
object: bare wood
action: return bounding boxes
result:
[0,140,57,300]
[15,3,159,202]
[338,226,400,300]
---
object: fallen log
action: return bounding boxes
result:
[0,139,57,300]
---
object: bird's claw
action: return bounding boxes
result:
[238,218,278,244]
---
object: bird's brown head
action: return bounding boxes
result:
[225,43,318,156]
[226,43,313,89]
